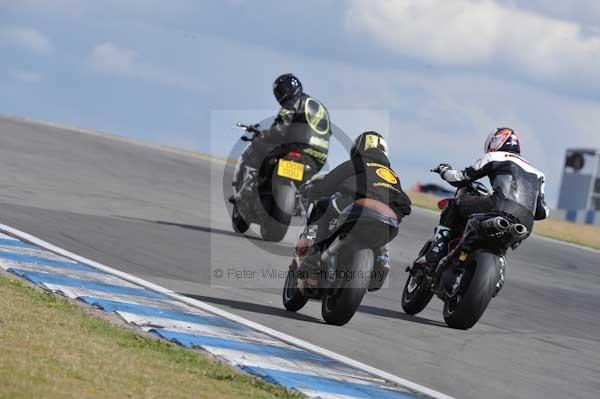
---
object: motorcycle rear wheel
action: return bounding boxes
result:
[443,251,500,330]
[260,181,295,242]
[321,249,372,326]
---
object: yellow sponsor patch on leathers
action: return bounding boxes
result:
[376,167,398,185]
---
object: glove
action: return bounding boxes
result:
[431,163,452,176]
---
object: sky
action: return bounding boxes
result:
[2,0,600,206]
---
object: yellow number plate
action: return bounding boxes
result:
[277,159,304,181]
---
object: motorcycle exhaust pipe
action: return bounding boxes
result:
[320,236,350,263]
[480,216,510,236]
[509,223,528,238]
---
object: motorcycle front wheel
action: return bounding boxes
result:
[282,261,309,312]
[401,269,434,316]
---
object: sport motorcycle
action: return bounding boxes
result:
[283,188,398,326]
[231,123,316,242]
[402,181,528,329]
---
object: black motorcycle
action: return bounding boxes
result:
[231,123,315,242]
[402,181,528,330]
[283,191,398,326]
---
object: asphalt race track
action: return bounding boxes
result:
[1,116,599,399]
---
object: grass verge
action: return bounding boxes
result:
[0,273,301,399]
[408,192,600,251]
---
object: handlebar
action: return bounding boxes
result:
[431,162,491,196]
[236,123,261,141]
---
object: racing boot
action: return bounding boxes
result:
[368,245,390,292]
[413,226,451,271]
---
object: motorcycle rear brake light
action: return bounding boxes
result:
[437,199,450,209]
[287,151,302,159]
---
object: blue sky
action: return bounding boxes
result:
[2,0,600,205]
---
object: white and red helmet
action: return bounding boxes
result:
[484,127,521,154]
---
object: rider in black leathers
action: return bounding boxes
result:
[231,74,331,201]
[297,131,412,291]
[415,127,549,269]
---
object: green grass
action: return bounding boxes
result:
[0,274,301,399]
[408,192,600,250]
[531,218,600,250]
[408,192,441,212]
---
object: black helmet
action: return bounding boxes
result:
[351,131,388,159]
[273,73,303,105]
[484,127,521,155]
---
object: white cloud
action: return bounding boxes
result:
[89,41,204,92]
[344,0,600,90]
[0,26,54,55]
[497,0,600,29]
[90,42,137,75]
[294,52,596,202]
[11,70,43,83]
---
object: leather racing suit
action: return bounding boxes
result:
[439,150,549,235]
[297,150,412,291]
[234,93,332,195]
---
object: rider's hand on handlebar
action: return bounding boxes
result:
[236,123,262,140]
[249,124,261,134]
[236,123,261,135]
[431,163,452,176]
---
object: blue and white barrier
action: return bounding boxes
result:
[551,209,600,226]
[0,226,453,399]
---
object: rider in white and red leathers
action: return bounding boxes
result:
[415,128,549,268]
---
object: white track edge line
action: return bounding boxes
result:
[0,222,454,399]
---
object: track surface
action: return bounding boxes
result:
[1,116,598,399]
